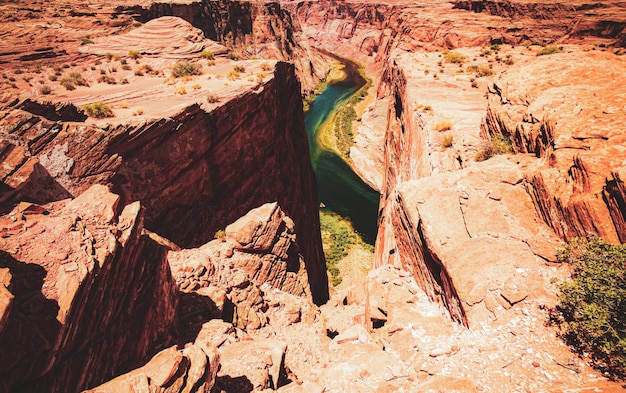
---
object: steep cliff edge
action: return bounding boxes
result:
[482,50,626,243]
[122,0,330,94]
[0,185,179,392]
[0,58,328,305]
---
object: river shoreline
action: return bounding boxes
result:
[304,53,379,246]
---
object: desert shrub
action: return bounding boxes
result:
[39,85,52,95]
[201,50,214,60]
[233,65,245,73]
[444,51,466,64]
[48,74,57,82]
[227,51,241,60]
[97,75,116,84]
[132,21,142,27]
[553,237,626,378]
[83,101,114,118]
[466,65,494,77]
[59,72,88,90]
[172,62,202,78]
[260,62,272,71]
[256,72,266,82]
[538,46,561,56]
[214,229,226,239]
[474,134,513,161]
[119,102,129,108]
[105,52,114,60]
[206,60,216,66]
[226,70,240,80]
[175,86,187,95]
[435,121,453,132]
[207,93,219,103]
[192,83,201,90]
[120,78,129,84]
[133,108,144,116]
[441,134,454,148]
[128,50,141,59]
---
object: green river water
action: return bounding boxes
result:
[304,57,380,245]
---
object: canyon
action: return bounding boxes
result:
[1,0,626,392]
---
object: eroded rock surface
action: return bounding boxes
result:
[0,185,178,392]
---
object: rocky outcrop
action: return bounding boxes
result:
[84,342,220,393]
[482,51,626,243]
[79,16,229,59]
[120,0,330,94]
[0,185,178,393]
[169,202,315,334]
[0,60,328,305]
[453,0,626,47]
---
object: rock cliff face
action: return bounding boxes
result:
[482,50,626,243]
[0,61,328,305]
[120,0,330,94]
[0,185,179,392]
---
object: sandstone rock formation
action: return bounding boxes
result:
[80,16,229,59]
[169,202,315,335]
[482,50,626,243]
[0,185,178,392]
[83,342,220,393]
[125,0,331,94]
[0,50,328,305]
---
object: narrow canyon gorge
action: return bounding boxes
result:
[0,0,626,392]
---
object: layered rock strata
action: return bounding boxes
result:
[169,202,315,335]
[482,50,626,243]
[0,185,178,393]
[126,0,330,94]
[0,57,328,304]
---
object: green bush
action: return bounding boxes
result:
[227,51,242,60]
[201,50,214,60]
[538,46,561,56]
[443,51,466,64]
[172,62,202,78]
[554,237,626,378]
[128,50,141,59]
[83,101,114,118]
[475,134,513,161]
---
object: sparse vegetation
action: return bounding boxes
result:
[207,93,220,103]
[119,102,129,108]
[97,75,116,84]
[474,134,514,161]
[227,70,240,80]
[443,50,467,64]
[60,72,88,90]
[552,237,626,378]
[435,121,453,132]
[538,45,561,56]
[83,101,114,118]
[175,86,187,95]
[133,108,144,116]
[260,62,272,71]
[128,50,141,59]
[227,51,242,60]
[39,85,52,95]
[214,229,226,239]
[172,62,202,78]
[466,65,494,77]
[256,72,267,82]
[80,36,94,45]
[320,210,358,286]
[233,65,245,73]
[192,83,201,89]
[441,134,454,148]
[201,50,214,60]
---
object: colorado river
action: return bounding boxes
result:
[304,56,379,245]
